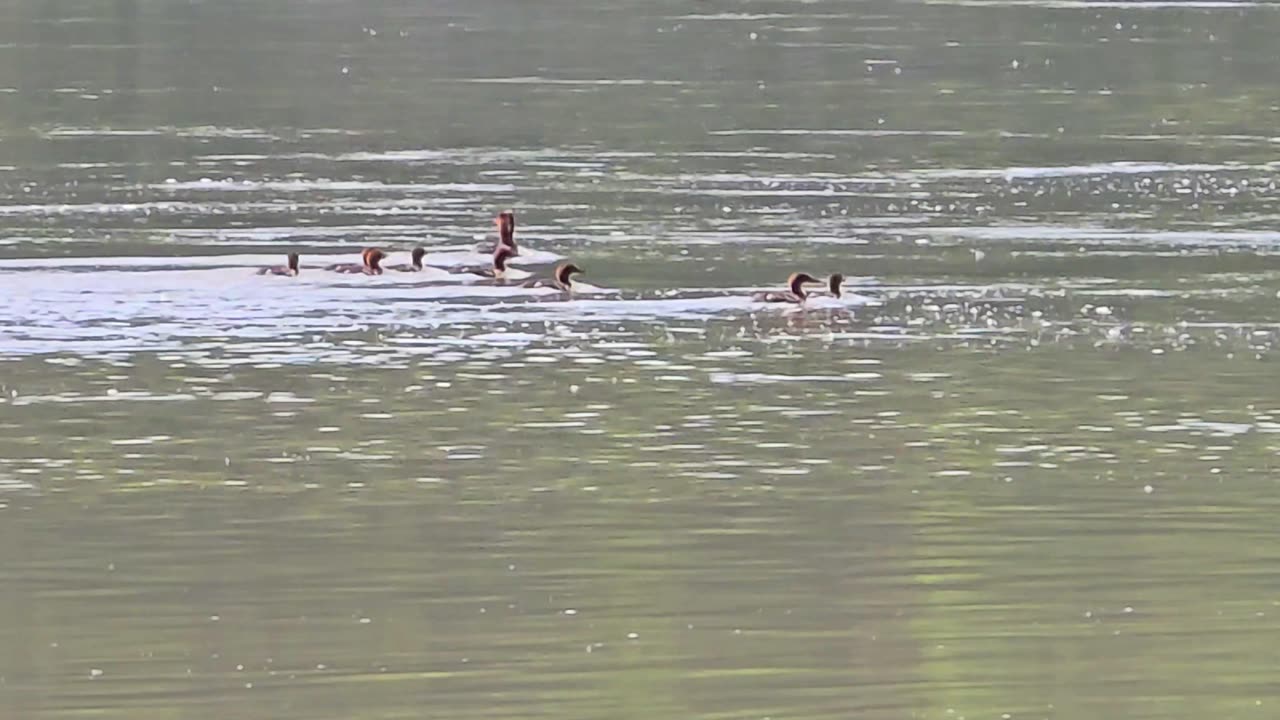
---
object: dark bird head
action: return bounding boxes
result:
[787,272,819,298]
[827,273,844,298]
[554,262,584,289]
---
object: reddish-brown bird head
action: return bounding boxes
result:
[495,211,517,250]
[362,248,386,274]
[787,272,820,299]
[554,262,584,290]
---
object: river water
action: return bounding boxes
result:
[2,1,1280,718]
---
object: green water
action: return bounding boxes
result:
[3,1,1280,718]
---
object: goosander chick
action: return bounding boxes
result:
[468,209,518,255]
[450,245,530,281]
[495,210,518,254]
[325,248,385,275]
[257,252,300,276]
[523,262,584,292]
[818,273,844,298]
[752,272,820,304]
[388,247,427,272]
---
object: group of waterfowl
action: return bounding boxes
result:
[258,210,585,292]
[258,209,847,304]
[753,272,846,304]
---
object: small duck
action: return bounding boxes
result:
[820,273,844,298]
[523,262,584,292]
[495,210,517,254]
[325,248,385,275]
[387,247,427,272]
[450,245,530,281]
[472,210,518,255]
[257,253,300,276]
[752,272,820,304]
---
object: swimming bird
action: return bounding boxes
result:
[257,253,300,276]
[450,245,530,281]
[523,262,584,292]
[495,210,517,254]
[819,273,844,298]
[470,210,518,255]
[387,247,427,272]
[752,272,820,303]
[325,248,385,275]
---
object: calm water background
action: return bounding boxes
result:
[3,1,1280,718]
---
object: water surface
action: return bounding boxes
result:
[3,1,1280,719]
